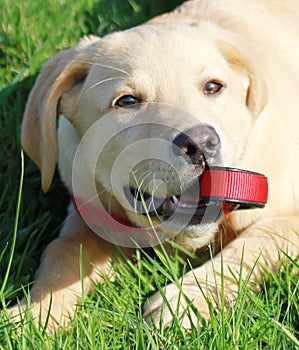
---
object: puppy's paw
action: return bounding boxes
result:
[143,282,211,329]
[7,303,24,325]
[7,299,70,333]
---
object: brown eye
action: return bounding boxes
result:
[203,81,224,95]
[114,95,141,107]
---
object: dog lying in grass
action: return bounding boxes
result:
[10,0,299,331]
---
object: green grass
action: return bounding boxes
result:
[0,0,298,348]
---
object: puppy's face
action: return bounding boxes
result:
[22,24,267,243]
[66,25,262,238]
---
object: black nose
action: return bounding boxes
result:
[172,125,221,166]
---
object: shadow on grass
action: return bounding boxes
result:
[0,76,69,302]
[84,0,185,35]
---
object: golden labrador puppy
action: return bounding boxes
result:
[12,0,299,331]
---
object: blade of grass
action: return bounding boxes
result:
[0,150,24,300]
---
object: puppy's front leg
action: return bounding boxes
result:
[144,216,299,328]
[10,212,129,332]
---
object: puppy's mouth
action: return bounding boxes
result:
[124,184,223,225]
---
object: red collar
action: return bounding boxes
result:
[71,167,268,231]
[200,167,268,214]
[71,193,152,234]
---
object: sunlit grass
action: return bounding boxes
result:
[0,0,298,348]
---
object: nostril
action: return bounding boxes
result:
[206,140,215,148]
[172,132,205,167]
[186,144,198,157]
[203,134,221,157]
[173,133,201,159]
[205,139,219,152]
[172,126,221,165]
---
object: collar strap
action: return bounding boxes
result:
[70,193,152,233]
[200,167,268,214]
[71,167,268,231]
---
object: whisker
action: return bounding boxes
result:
[134,196,139,213]
[147,176,165,219]
[74,57,130,77]
[107,193,113,214]
[132,162,152,174]
[96,188,109,197]
[84,76,124,95]
[91,61,130,76]
[132,171,154,213]
[136,172,153,195]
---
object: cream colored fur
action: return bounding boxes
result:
[10,0,299,331]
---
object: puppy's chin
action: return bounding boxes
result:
[179,222,219,239]
[125,209,219,240]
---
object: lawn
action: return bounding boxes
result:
[0,0,298,348]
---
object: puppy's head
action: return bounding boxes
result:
[22,24,268,243]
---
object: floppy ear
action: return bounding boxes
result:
[216,41,268,117]
[21,36,100,192]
